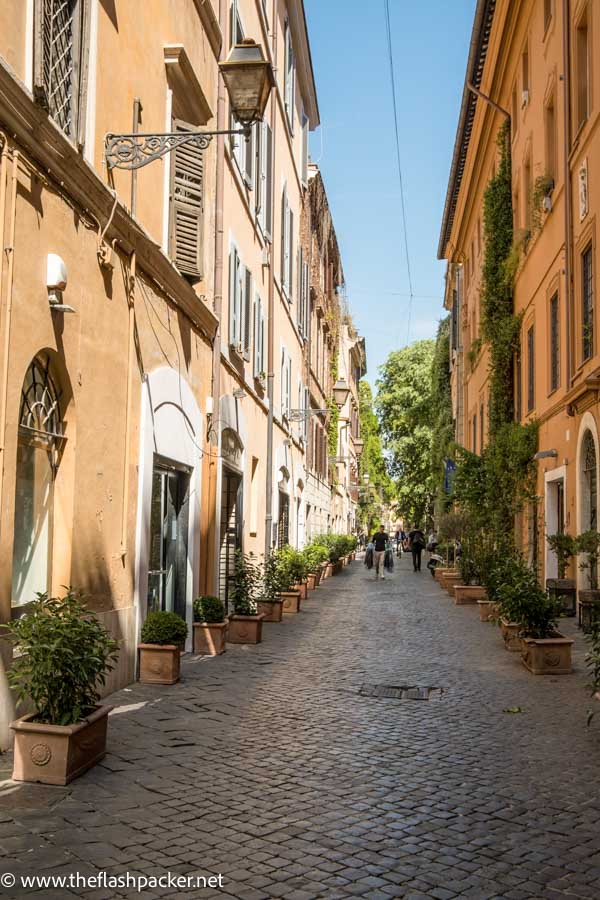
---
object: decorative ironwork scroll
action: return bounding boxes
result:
[105,127,250,170]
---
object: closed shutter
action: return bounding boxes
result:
[229,247,243,347]
[243,267,252,360]
[288,208,294,301]
[281,187,289,293]
[260,307,266,375]
[297,247,303,329]
[256,123,264,224]
[265,124,273,240]
[253,297,260,377]
[169,119,204,279]
[303,262,310,337]
[303,387,309,441]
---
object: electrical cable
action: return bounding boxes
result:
[384,0,415,346]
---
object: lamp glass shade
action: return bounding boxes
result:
[354,438,364,453]
[333,379,350,408]
[219,39,275,126]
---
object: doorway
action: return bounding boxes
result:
[219,467,243,609]
[147,461,190,619]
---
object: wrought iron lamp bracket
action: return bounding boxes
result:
[288,408,330,422]
[104,126,250,171]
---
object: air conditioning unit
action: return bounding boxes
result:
[521,89,530,108]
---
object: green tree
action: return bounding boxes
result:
[431,317,454,519]
[357,381,393,533]
[376,340,435,526]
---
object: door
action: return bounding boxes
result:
[278,492,290,547]
[219,467,243,609]
[147,463,190,618]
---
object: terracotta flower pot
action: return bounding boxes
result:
[279,590,301,614]
[11,705,112,786]
[227,614,264,644]
[454,585,487,605]
[521,633,573,674]
[307,573,317,591]
[294,581,308,601]
[193,622,227,656]
[324,562,333,578]
[478,599,498,622]
[257,599,284,622]
[500,619,522,652]
[332,560,343,575]
[444,573,463,595]
[435,567,456,585]
[139,644,181,684]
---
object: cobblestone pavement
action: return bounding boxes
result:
[2,556,600,899]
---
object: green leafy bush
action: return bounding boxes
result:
[230,550,260,615]
[193,596,225,623]
[546,533,576,579]
[576,530,600,590]
[2,590,119,726]
[141,610,188,646]
[276,545,308,587]
[494,562,559,637]
[260,552,287,601]
[311,533,355,563]
[303,542,329,572]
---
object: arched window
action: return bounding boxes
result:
[12,356,63,607]
[583,429,598,532]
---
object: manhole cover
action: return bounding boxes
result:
[359,684,443,700]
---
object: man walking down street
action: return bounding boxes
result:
[409,524,426,573]
[372,525,389,580]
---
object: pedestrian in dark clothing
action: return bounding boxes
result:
[408,525,426,572]
[371,525,389,580]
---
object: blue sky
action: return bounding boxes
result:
[304,0,477,384]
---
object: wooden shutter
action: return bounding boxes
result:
[297,247,303,326]
[229,249,239,347]
[288,208,294,300]
[253,297,261,377]
[243,267,252,360]
[303,262,310,337]
[256,123,264,223]
[303,386,309,441]
[260,308,266,374]
[281,187,289,292]
[170,119,204,279]
[265,124,273,240]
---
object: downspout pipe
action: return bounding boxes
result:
[209,0,227,593]
[562,0,573,387]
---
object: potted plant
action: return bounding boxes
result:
[193,596,227,655]
[519,587,573,675]
[585,625,600,723]
[256,553,285,622]
[454,531,487,605]
[5,590,119,785]
[273,547,302,614]
[495,560,537,652]
[228,551,265,643]
[576,530,600,632]
[280,545,309,599]
[546,532,577,616]
[139,610,188,684]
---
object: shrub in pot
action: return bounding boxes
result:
[273,546,302,613]
[5,590,119,785]
[193,596,227,655]
[494,559,538,652]
[518,586,572,675]
[139,610,188,684]
[278,545,309,598]
[546,532,577,616]
[585,625,600,723]
[256,553,285,622]
[228,551,264,643]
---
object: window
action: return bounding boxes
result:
[249,457,259,536]
[582,242,594,361]
[253,294,266,378]
[33,0,89,144]
[229,246,243,349]
[544,0,552,33]
[297,249,310,337]
[550,292,560,391]
[12,356,63,607]
[169,120,204,280]
[545,94,557,183]
[257,120,273,239]
[522,42,529,98]
[527,324,535,412]
[242,267,252,360]
[576,8,590,131]
[284,20,295,131]
[281,185,293,298]
[280,348,292,418]
[515,345,522,421]
[229,0,243,47]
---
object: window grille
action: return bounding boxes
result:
[34,0,87,140]
[582,243,594,360]
[583,430,597,531]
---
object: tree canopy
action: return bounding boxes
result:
[357,381,394,534]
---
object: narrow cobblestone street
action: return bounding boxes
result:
[2,556,600,899]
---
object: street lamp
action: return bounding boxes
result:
[105,39,274,170]
[333,379,350,408]
[353,437,364,455]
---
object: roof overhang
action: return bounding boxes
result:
[437,0,497,260]
[288,0,320,129]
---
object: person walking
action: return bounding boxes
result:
[408,524,426,572]
[371,524,389,580]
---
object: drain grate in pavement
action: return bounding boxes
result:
[359,684,443,701]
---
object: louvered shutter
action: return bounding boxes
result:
[170,119,204,279]
[303,386,309,441]
[253,297,261,377]
[243,268,252,360]
[297,247,303,331]
[265,124,273,240]
[281,187,289,292]
[287,355,292,417]
[260,308,266,374]
[303,262,310,337]
[256,123,263,223]
[288,209,294,301]
[229,249,239,347]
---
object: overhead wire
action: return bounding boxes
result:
[384,0,415,346]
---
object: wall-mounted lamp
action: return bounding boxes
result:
[533,449,558,460]
[233,388,246,401]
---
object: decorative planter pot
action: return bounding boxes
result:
[139,644,181,684]
[578,590,600,633]
[454,585,487,606]
[547,578,577,617]
[478,600,498,622]
[279,590,301,614]
[521,633,574,674]
[500,619,522,652]
[294,581,308,601]
[193,622,227,656]
[11,705,112,786]
[324,562,333,578]
[227,614,264,644]
[435,568,456,585]
[307,573,318,591]
[443,573,463,595]
[332,560,343,575]
[257,599,284,622]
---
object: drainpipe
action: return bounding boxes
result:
[562,0,574,387]
[120,250,136,559]
[264,15,277,558]
[208,0,227,593]
[0,146,18,539]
